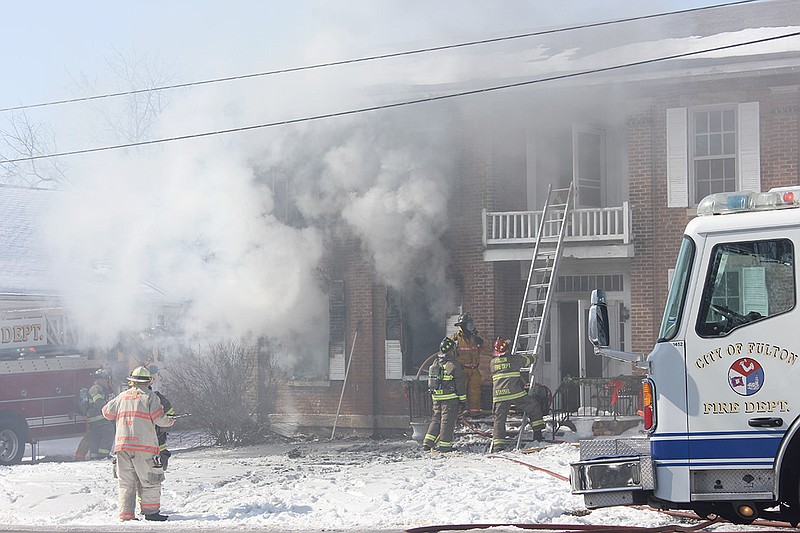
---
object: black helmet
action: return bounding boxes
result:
[454,313,476,333]
[439,336,455,356]
[94,369,111,381]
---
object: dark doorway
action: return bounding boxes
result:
[559,301,580,411]
[399,283,446,376]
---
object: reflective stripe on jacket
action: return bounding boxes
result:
[429,355,467,402]
[490,353,533,403]
[87,382,112,423]
[102,385,173,454]
[452,332,486,368]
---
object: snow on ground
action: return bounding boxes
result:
[0,431,767,532]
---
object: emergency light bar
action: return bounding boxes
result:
[697,186,800,216]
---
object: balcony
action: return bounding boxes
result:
[482,202,634,261]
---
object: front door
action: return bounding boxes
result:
[559,301,580,412]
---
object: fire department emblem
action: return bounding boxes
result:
[728,357,764,396]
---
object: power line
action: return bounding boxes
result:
[3,29,797,165]
[0,0,762,114]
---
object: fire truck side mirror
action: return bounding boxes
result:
[588,289,610,349]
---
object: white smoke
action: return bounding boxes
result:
[45,136,327,349]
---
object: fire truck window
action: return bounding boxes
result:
[658,236,695,342]
[697,239,795,337]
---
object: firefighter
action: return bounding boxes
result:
[147,365,175,470]
[490,338,545,452]
[451,312,489,415]
[422,337,467,453]
[86,369,115,459]
[102,366,175,522]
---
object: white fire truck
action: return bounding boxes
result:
[0,312,100,465]
[571,187,800,525]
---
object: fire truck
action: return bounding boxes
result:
[0,312,100,465]
[570,186,800,525]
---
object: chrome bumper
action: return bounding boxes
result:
[570,438,654,508]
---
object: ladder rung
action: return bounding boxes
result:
[518,333,538,339]
[533,267,553,273]
[522,316,542,322]
[526,299,546,305]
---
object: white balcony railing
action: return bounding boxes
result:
[482,202,631,246]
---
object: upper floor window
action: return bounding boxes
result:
[692,108,736,201]
[666,102,760,208]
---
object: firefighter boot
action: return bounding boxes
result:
[144,513,169,521]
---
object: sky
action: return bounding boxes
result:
[1,0,795,356]
[0,430,772,532]
[1,1,725,107]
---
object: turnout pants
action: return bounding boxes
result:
[423,398,460,450]
[115,450,165,520]
[462,367,482,412]
[492,394,545,448]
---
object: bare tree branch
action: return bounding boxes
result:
[0,111,68,188]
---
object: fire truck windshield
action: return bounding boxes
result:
[658,236,695,342]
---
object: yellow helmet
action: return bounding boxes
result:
[128,365,152,383]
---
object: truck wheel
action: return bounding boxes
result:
[0,420,26,465]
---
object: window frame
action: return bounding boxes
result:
[689,104,738,205]
[695,238,796,338]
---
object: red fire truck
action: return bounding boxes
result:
[0,314,100,465]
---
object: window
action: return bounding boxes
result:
[329,281,346,380]
[666,102,760,208]
[696,239,795,337]
[692,108,736,201]
[658,236,695,342]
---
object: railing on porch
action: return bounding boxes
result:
[405,379,433,422]
[482,202,631,246]
[549,375,642,437]
[406,375,641,435]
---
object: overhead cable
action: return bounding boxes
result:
[2,29,797,165]
[0,0,761,114]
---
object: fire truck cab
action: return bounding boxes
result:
[571,187,800,525]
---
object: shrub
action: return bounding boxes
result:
[160,339,284,446]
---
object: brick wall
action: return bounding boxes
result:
[628,79,800,353]
[271,232,407,436]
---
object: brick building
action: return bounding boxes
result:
[269,0,800,436]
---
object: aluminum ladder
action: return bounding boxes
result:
[512,183,573,449]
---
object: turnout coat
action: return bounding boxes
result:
[102,385,173,455]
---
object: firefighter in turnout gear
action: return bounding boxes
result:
[451,313,489,414]
[86,369,115,459]
[102,366,175,522]
[490,338,545,451]
[422,337,467,452]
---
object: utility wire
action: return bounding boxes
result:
[0,0,762,114]
[3,29,797,165]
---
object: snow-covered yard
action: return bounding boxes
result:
[0,433,703,532]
